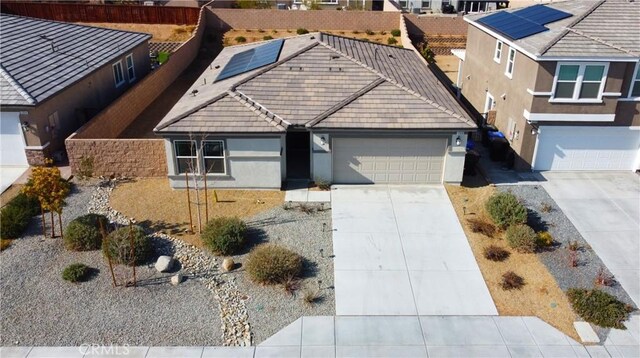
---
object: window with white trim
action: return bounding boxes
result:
[421,0,431,8]
[112,61,125,87]
[174,140,197,174]
[202,140,226,175]
[494,40,503,63]
[552,63,608,100]
[125,54,136,82]
[505,47,516,78]
[629,62,640,98]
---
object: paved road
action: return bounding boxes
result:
[331,185,497,316]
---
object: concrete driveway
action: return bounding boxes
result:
[542,172,640,306]
[331,185,497,316]
[0,166,28,194]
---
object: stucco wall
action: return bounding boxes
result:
[311,132,332,182]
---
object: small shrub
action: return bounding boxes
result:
[568,249,578,268]
[390,29,401,37]
[297,203,315,214]
[467,218,497,237]
[483,245,510,262]
[246,29,252,32]
[272,29,278,33]
[282,276,301,296]
[10,192,40,217]
[296,28,309,35]
[201,217,247,255]
[257,28,265,33]
[314,177,331,191]
[505,224,538,253]
[540,202,553,213]
[387,37,398,45]
[62,263,91,283]
[501,271,525,290]
[102,225,150,266]
[365,29,374,35]
[263,35,274,41]
[595,266,615,287]
[246,244,303,285]
[64,221,100,251]
[77,156,94,179]
[485,192,528,229]
[235,36,247,43]
[380,30,387,35]
[568,240,580,251]
[303,288,322,306]
[536,231,554,247]
[352,30,360,34]
[567,288,633,329]
[0,205,31,239]
[0,239,12,251]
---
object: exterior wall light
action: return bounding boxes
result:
[320,136,326,146]
[21,121,30,132]
[455,136,461,146]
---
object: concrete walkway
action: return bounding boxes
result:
[542,172,640,306]
[4,315,637,357]
[331,185,497,316]
[0,166,28,193]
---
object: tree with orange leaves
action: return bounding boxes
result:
[22,160,70,238]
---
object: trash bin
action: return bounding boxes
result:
[482,124,498,146]
[489,136,509,162]
[464,149,480,175]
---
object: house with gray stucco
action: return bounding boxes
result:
[154,33,475,189]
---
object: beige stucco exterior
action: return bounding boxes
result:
[459,25,640,170]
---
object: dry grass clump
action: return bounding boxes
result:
[483,245,510,262]
[245,244,303,285]
[501,271,525,290]
[467,218,497,237]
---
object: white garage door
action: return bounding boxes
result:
[1,112,28,167]
[332,137,447,184]
[534,126,640,171]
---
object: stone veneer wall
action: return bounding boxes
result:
[25,149,48,167]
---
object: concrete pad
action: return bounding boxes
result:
[522,317,571,346]
[388,185,449,203]
[614,345,640,358]
[393,203,465,235]
[302,346,335,358]
[571,345,592,358]
[613,270,639,307]
[302,316,334,346]
[410,270,498,315]
[0,347,31,358]
[494,317,537,346]
[332,232,406,271]
[307,191,330,203]
[336,346,427,358]
[402,233,480,271]
[0,166,28,194]
[585,345,613,358]
[537,345,581,357]
[581,232,639,270]
[284,189,308,202]
[332,202,397,234]
[426,345,510,358]
[25,347,84,358]
[254,346,300,358]
[335,316,424,346]
[331,186,390,203]
[335,270,417,315]
[573,321,600,344]
[605,346,623,358]
[145,347,204,358]
[420,316,503,345]
[202,347,255,358]
[84,346,149,358]
[507,346,543,357]
[612,198,640,226]
[260,318,302,346]
[604,316,640,346]
[558,199,638,232]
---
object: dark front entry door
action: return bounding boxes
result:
[286,131,310,179]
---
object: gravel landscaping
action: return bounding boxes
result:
[227,204,335,344]
[0,181,222,346]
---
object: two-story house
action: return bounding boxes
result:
[455,0,639,171]
[0,14,150,176]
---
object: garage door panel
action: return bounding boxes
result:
[535,127,640,171]
[333,137,447,184]
[1,112,28,167]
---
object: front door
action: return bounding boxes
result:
[286,131,310,179]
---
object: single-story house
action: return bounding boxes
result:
[154,33,476,189]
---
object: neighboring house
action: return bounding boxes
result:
[154,33,475,189]
[396,0,508,13]
[0,14,150,167]
[455,0,640,171]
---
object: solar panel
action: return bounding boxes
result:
[478,12,548,40]
[513,5,572,25]
[215,39,284,82]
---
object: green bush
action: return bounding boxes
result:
[536,231,554,247]
[10,193,40,217]
[102,225,150,266]
[263,35,274,40]
[365,29,374,35]
[246,244,303,284]
[505,224,538,253]
[0,193,40,240]
[387,37,398,45]
[567,288,633,329]
[235,36,247,43]
[64,214,108,251]
[202,217,247,255]
[62,263,91,283]
[390,29,401,37]
[485,192,528,229]
[296,28,309,35]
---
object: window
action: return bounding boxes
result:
[494,40,503,63]
[505,48,516,78]
[421,0,431,8]
[174,140,197,174]
[484,92,496,113]
[125,54,136,82]
[202,140,226,175]
[552,63,608,101]
[629,62,640,98]
[112,61,125,87]
[399,0,407,8]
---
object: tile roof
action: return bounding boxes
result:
[155,33,475,133]
[467,0,640,58]
[0,14,150,106]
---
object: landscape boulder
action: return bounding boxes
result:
[222,258,235,272]
[170,273,183,286]
[155,255,174,273]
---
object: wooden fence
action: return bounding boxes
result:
[0,2,200,24]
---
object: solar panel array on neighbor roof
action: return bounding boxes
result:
[477,4,572,40]
[214,39,285,83]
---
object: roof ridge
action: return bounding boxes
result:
[306,78,386,128]
[0,65,36,105]
[566,28,634,55]
[539,0,605,55]
[155,92,229,131]
[230,90,290,130]
[319,32,415,52]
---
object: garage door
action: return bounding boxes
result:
[534,126,640,171]
[332,137,447,184]
[0,112,28,167]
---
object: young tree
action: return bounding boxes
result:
[22,160,70,238]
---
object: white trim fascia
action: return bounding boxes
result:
[627,61,640,98]
[527,113,615,122]
[531,125,540,170]
[24,142,50,150]
[618,97,640,102]
[602,92,622,97]
[526,88,553,96]
[548,99,603,104]
[523,109,530,120]
[493,40,503,64]
[465,21,640,63]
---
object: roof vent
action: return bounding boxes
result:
[310,36,315,40]
[39,34,56,52]
[191,89,199,96]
